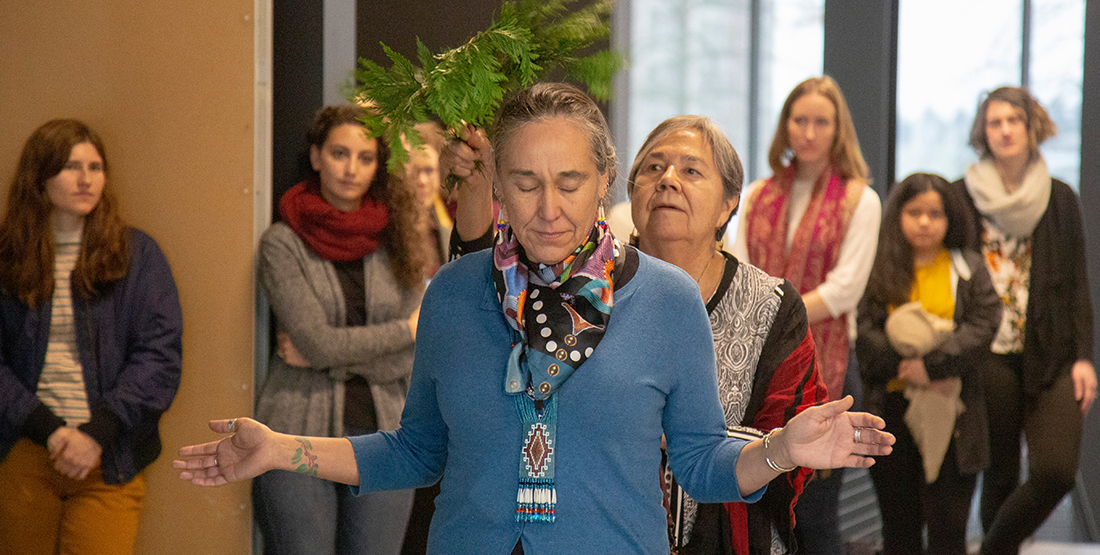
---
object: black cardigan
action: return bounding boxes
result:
[856,250,1001,474]
[951,177,1093,394]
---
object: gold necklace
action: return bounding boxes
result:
[691,251,721,300]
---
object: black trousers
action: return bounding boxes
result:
[978,353,1082,555]
[868,391,976,555]
[793,349,863,555]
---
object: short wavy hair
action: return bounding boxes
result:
[968,86,1057,160]
[490,82,616,206]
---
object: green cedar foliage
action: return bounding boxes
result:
[354,0,622,172]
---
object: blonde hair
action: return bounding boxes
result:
[766,75,869,181]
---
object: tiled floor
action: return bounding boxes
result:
[1023,541,1100,554]
[843,467,1100,553]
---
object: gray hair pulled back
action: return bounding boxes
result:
[490,83,617,194]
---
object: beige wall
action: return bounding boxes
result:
[0,1,258,552]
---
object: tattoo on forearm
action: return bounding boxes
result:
[291,437,319,477]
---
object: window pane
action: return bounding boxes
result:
[751,0,824,184]
[628,0,751,162]
[624,0,823,244]
[895,0,1023,181]
[1030,0,1085,188]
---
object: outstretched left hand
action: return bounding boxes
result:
[174,418,275,486]
[779,395,894,470]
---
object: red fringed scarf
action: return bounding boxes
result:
[724,330,824,555]
[279,181,388,261]
[744,166,864,401]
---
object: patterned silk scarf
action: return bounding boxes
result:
[744,166,863,400]
[492,216,621,523]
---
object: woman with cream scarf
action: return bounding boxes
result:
[951,86,1097,555]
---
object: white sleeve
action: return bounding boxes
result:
[814,186,882,317]
[729,179,765,261]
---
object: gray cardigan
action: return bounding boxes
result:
[256,222,424,437]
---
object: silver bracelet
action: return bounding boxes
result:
[763,428,797,473]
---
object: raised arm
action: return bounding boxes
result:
[440,123,495,243]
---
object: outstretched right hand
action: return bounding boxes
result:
[173,418,273,486]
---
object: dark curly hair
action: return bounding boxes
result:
[305,105,427,290]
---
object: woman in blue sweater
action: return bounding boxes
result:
[0,119,183,555]
[176,83,893,555]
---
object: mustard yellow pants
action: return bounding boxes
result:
[0,438,146,555]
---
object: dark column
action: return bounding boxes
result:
[1074,0,1100,541]
[822,0,899,197]
[272,0,324,216]
[357,1,499,68]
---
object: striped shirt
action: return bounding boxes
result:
[36,230,91,427]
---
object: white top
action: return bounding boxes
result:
[606,200,635,241]
[731,177,882,323]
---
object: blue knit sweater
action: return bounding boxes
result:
[350,249,762,554]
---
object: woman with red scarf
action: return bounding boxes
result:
[253,105,427,555]
[732,76,881,555]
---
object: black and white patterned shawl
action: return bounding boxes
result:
[669,254,787,553]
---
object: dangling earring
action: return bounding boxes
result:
[597,204,607,227]
[496,205,507,232]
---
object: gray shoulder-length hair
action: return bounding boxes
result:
[490,82,617,206]
[626,115,744,238]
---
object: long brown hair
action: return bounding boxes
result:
[306,105,427,290]
[767,75,869,182]
[0,119,129,307]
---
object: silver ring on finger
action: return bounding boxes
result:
[853,428,862,444]
[227,419,236,432]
